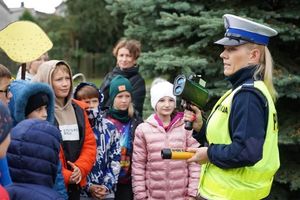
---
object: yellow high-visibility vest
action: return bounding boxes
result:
[199,81,280,200]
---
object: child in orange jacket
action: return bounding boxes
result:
[33,60,96,200]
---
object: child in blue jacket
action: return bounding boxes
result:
[74,82,121,199]
[7,79,67,199]
[6,119,64,200]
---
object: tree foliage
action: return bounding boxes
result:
[38,15,75,59]
[34,0,124,77]
[19,9,38,23]
[19,1,300,197]
[66,0,124,53]
[105,0,300,198]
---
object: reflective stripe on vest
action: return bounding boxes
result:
[199,81,280,200]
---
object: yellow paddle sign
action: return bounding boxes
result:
[0,21,52,63]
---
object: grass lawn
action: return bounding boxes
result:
[72,75,103,87]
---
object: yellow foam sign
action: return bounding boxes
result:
[0,21,52,63]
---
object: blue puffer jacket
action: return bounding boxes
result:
[7,79,68,199]
[6,183,63,200]
[1,80,55,187]
[6,119,63,200]
[1,80,54,187]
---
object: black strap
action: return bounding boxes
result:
[21,63,26,80]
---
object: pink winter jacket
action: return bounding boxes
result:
[132,114,200,200]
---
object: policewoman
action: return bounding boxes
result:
[184,14,280,200]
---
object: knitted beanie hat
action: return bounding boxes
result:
[25,92,49,116]
[0,101,12,144]
[150,78,176,110]
[109,75,133,103]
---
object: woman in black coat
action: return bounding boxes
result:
[100,38,146,118]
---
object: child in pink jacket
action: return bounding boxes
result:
[132,78,200,200]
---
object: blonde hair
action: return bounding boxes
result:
[53,63,71,79]
[128,103,134,118]
[246,43,277,102]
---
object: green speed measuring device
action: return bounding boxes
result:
[173,74,209,130]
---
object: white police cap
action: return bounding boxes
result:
[215,14,278,46]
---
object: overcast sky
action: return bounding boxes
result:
[3,0,63,14]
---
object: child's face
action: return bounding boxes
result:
[81,97,99,110]
[113,91,131,111]
[0,77,12,105]
[52,68,71,100]
[27,105,48,121]
[155,96,175,117]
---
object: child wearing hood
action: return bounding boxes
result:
[33,60,96,200]
[74,82,121,199]
[7,79,67,199]
[8,80,55,125]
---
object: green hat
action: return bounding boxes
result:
[109,75,132,103]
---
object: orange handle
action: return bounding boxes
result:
[161,148,195,160]
[171,151,195,159]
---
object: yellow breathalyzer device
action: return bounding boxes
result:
[161,148,195,160]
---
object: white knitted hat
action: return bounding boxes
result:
[150,78,176,110]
